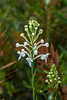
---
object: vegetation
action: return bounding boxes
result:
[0,0,67,100]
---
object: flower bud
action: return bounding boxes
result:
[58,81,61,83]
[24,42,28,46]
[54,78,57,81]
[24,25,28,28]
[29,25,32,28]
[20,33,24,37]
[45,80,48,83]
[58,77,60,79]
[32,33,35,36]
[17,51,20,54]
[21,49,25,52]
[50,80,52,82]
[34,43,37,45]
[16,43,20,47]
[34,50,38,55]
[52,75,54,77]
[41,39,44,43]
[40,90,42,93]
[38,24,40,26]
[39,29,43,33]
[29,20,31,23]
[47,75,50,77]
[25,28,28,31]
[35,27,37,30]
[45,43,49,47]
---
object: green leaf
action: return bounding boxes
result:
[23,81,32,88]
[54,11,67,24]
[62,0,67,6]
[58,45,67,55]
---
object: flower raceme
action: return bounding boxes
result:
[16,20,50,67]
[45,64,61,90]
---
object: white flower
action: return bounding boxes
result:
[24,25,28,28]
[29,25,32,28]
[38,24,40,27]
[48,95,52,100]
[47,75,50,77]
[25,28,28,31]
[36,43,49,50]
[20,33,24,37]
[45,80,48,83]
[17,49,31,60]
[54,78,57,80]
[58,81,61,83]
[58,77,60,79]
[52,75,54,77]
[21,52,26,57]
[39,29,43,33]
[29,20,31,24]
[33,43,37,50]
[45,43,49,47]
[49,72,51,74]
[21,49,30,57]
[34,53,50,63]
[17,51,21,54]
[29,20,32,26]
[41,39,44,43]
[26,57,33,67]
[24,42,28,46]
[40,55,46,60]
[40,53,50,63]
[50,80,52,82]
[35,27,37,30]
[17,50,26,60]
[16,43,31,54]
[32,33,35,36]
[34,43,37,45]
[40,90,43,93]
[34,50,38,55]
[16,43,20,47]
[21,49,24,52]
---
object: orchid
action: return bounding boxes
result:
[45,64,61,100]
[16,20,50,100]
[26,57,33,67]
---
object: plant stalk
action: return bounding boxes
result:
[31,61,35,100]
[52,88,54,100]
[31,44,35,100]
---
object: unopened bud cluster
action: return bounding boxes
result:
[45,64,61,90]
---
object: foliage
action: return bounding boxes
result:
[0,0,67,100]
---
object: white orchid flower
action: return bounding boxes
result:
[26,58,33,67]
[17,51,26,60]
[40,53,50,63]
[17,49,31,60]
[36,43,49,50]
[34,49,38,55]
[16,43,31,54]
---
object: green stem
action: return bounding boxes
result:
[52,88,54,100]
[31,61,35,100]
[31,43,35,100]
[55,94,57,100]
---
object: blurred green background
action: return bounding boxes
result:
[0,0,67,100]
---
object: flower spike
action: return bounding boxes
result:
[16,20,49,66]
